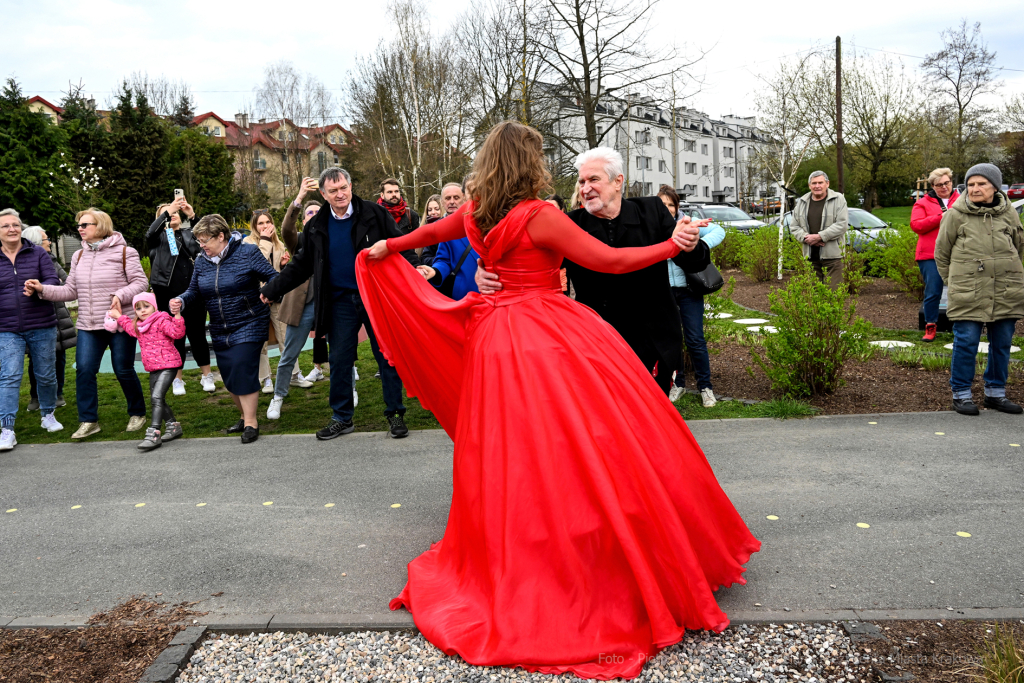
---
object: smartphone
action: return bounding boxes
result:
[174,189,184,199]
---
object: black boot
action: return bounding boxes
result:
[952,398,980,415]
[983,396,1023,414]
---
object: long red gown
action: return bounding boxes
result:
[355,199,760,680]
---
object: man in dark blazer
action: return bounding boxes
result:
[477,147,709,394]
[261,167,420,440]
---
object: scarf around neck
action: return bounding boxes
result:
[378,196,408,224]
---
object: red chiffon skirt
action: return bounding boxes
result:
[357,252,760,680]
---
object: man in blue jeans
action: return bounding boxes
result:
[261,167,421,439]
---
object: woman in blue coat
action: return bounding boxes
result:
[0,209,63,451]
[170,215,278,443]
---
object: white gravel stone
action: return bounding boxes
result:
[176,622,872,682]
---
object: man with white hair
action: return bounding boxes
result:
[789,170,848,289]
[477,147,709,395]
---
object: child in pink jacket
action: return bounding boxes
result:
[106,292,186,450]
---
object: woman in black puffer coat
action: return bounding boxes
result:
[22,227,75,409]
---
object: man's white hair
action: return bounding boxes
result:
[575,147,624,181]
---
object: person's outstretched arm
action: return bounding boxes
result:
[527,206,681,274]
[385,208,468,254]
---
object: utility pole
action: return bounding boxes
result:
[836,35,844,193]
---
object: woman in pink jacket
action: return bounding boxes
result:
[24,208,149,439]
[106,292,186,450]
[911,167,959,342]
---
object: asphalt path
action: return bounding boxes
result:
[1,411,1022,622]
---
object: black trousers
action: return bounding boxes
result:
[153,284,211,368]
[148,368,178,429]
[313,335,328,364]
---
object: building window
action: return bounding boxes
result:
[333,153,339,164]
[657,136,665,149]
[683,140,695,152]
[636,156,652,170]
[643,182,653,196]
[704,186,710,198]
[701,144,708,155]
[635,130,651,144]
[283,174,291,187]
[288,132,295,141]
[701,165,709,176]
[317,151,326,172]
[596,125,604,135]
[281,152,288,165]
[684,162,696,174]
[725,167,734,178]
[723,147,733,158]
[278,131,285,141]
[214,126,221,136]
[658,160,667,172]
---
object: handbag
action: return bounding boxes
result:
[438,244,475,299]
[684,262,724,295]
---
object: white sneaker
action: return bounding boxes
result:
[200,373,216,392]
[305,366,326,383]
[701,388,717,408]
[668,386,684,403]
[351,366,359,381]
[172,378,186,396]
[353,388,359,407]
[40,413,63,433]
[267,396,284,420]
[262,377,274,394]
[0,428,16,451]
[290,374,313,388]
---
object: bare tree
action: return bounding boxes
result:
[1004,92,1024,131]
[121,72,194,119]
[921,20,1000,181]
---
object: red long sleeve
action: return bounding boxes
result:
[387,208,468,253]
[910,200,941,236]
[527,207,680,274]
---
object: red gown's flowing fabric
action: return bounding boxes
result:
[355,200,760,680]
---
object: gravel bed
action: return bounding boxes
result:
[176,622,875,682]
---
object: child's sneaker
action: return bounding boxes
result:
[162,421,183,442]
[40,413,63,433]
[138,428,162,451]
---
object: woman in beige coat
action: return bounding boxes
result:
[934,163,1024,416]
[243,210,312,394]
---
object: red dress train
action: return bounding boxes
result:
[355,200,760,680]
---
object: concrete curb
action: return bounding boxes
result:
[139,626,207,683]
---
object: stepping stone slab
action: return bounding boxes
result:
[869,340,915,348]
[943,342,1020,354]
[746,326,778,333]
[707,312,734,319]
[733,318,768,325]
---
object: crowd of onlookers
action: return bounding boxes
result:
[0,158,1020,454]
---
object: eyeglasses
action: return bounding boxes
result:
[196,237,218,246]
[77,222,97,229]
[932,180,952,188]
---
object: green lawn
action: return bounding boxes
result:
[11,341,440,445]
[872,206,912,225]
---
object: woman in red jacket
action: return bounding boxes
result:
[911,167,959,341]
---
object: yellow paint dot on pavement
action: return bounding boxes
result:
[1011,444,1020,448]
[196,503,207,507]
[390,503,402,508]
[71,505,82,510]
[857,523,871,529]
[766,515,779,521]
[868,422,877,425]
[935,432,945,436]
[956,531,972,538]
[325,503,335,508]
[6,509,16,513]
[263,502,273,506]
[134,503,146,508]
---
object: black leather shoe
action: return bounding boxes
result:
[387,413,409,439]
[241,425,259,444]
[316,419,355,440]
[984,396,1023,414]
[226,419,245,434]
[952,398,980,415]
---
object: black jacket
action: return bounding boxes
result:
[566,196,710,365]
[261,195,421,333]
[394,207,421,236]
[51,256,77,351]
[146,212,202,292]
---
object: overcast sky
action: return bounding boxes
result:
[8,0,1024,125]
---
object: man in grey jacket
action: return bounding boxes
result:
[789,171,849,289]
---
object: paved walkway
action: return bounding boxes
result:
[1,412,1022,626]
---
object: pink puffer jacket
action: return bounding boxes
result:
[40,232,149,330]
[116,311,186,372]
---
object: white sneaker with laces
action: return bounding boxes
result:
[290,374,313,388]
[262,377,274,394]
[267,396,284,420]
[40,413,63,433]
[305,366,325,383]
[172,378,186,396]
[0,428,16,451]
[701,388,717,408]
[668,386,684,403]
[200,373,216,392]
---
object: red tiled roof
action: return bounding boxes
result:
[28,96,63,113]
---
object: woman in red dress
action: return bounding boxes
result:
[356,121,760,680]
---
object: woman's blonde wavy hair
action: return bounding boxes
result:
[469,121,552,235]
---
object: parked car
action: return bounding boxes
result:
[768,207,890,251]
[1013,198,1024,217]
[698,204,766,233]
[1007,183,1024,200]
